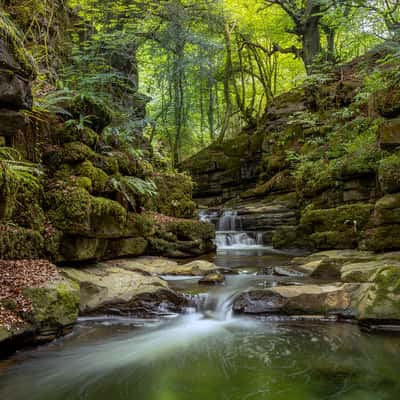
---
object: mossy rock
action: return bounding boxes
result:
[124,212,155,238]
[57,125,98,148]
[45,185,93,235]
[310,230,359,250]
[378,152,400,194]
[75,160,109,193]
[378,119,400,150]
[12,183,45,231]
[105,237,148,258]
[0,164,19,221]
[94,154,119,175]
[371,195,400,226]
[23,280,80,329]
[272,225,311,250]
[375,88,400,118]
[43,142,96,167]
[90,196,127,238]
[0,226,44,259]
[361,225,400,252]
[357,266,400,321]
[300,203,373,233]
[164,220,215,242]
[59,236,108,262]
[151,173,196,218]
[67,95,112,133]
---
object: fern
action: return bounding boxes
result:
[109,176,158,209]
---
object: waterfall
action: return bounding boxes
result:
[199,209,267,250]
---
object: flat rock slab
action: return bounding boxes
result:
[61,264,187,314]
[106,257,234,276]
[233,283,360,317]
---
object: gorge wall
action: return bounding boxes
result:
[183,47,400,253]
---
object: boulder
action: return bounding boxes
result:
[61,264,188,315]
[106,257,230,276]
[199,272,225,285]
[233,284,359,317]
[341,260,400,283]
[0,109,29,136]
[378,118,400,150]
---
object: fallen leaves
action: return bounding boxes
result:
[0,260,60,330]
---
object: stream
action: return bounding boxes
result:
[1,212,400,399]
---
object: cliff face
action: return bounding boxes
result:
[0,10,215,263]
[183,47,400,253]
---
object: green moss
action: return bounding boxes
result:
[74,176,92,192]
[151,173,197,218]
[94,155,119,175]
[57,125,98,148]
[68,95,112,133]
[106,237,148,258]
[75,161,109,193]
[272,225,311,249]
[45,185,93,234]
[62,142,96,164]
[23,280,80,328]
[124,212,155,237]
[378,152,400,194]
[0,10,35,77]
[300,203,373,233]
[310,230,358,250]
[0,226,44,259]
[361,225,400,252]
[164,219,215,242]
[59,236,107,262]
[0,164,19,221]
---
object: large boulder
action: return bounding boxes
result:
[61,263,188,315]
[378,119,400,150]
[233,284,359,317]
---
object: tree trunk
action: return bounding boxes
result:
[302,13,321,73]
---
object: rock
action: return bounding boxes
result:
[61,264,187,315]
[108,257,229,276]
[378,118,400,150]
[341,260,400,283]
[0,109,29,136]
[361,225,400,251]
[199,272,225,285]
[105,237,148,258]
[375,88,400,118]
[273,266,305,278]
[378,153,400,194]
[233,284,359,317]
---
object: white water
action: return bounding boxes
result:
[200,209,267,250]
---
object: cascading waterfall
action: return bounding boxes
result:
[200,209,267,250]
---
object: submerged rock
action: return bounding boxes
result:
[199,272,225,285]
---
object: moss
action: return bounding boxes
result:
[67,95,112,133]
[75,161,109,193]
[0,164,19,221]
[0,10,35,77]
[0,226,44,259]
[361,225,400,252]
[378,152,400,194]
[45,185,93,234]
[151,173,197,218]
[106,237,148,258]
[310,231,359,250]
[272,225,311,249]
[164,219,215,242]
[124,212,155,237]
[23,280,80,328]
[375,88,400,118]
[300,203,373,233]
[378,118,400,150]
[94,154,119,175]
[74,176,92,192]
[59,236,107,262]
[90,196,127,238]
[57,125,98,148]
[62,142,96,164]
[12,183,45,231]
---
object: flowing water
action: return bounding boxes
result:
[1,212,400,400]
[1,250,400,399]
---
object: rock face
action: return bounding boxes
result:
[61,263,188,315]
[233,250,400,326]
